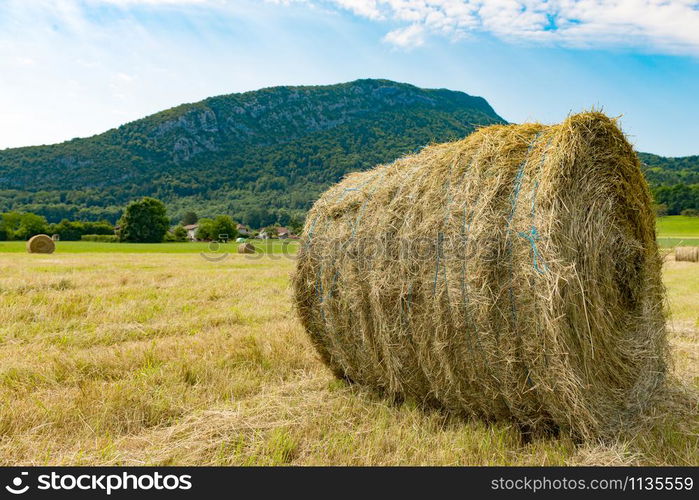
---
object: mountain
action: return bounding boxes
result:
[638,152,699,186]
[1,79,696,226]
[638,153,699,215]
[0,79,505,226]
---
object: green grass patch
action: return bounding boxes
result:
[0,240,299,254]
[656,216,699,238]
[1,215,696,253]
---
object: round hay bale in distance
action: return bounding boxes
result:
[27,234,56,254]
[237,242,256,254]
[293,112,668,441]
[675,246,699,262]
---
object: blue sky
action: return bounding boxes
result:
[1,0,698,155]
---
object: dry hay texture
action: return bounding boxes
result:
[26,234,56,254]
[675,246,699,263]
[237,242,256,254]
[293,112,668,441]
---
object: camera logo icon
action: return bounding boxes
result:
[5,472,29,494]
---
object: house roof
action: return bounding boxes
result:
[183,224,199,230]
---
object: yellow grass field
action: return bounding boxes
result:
[0,252,697,465]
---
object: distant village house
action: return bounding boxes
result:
[256,226,299,240]
[183,224,198,241]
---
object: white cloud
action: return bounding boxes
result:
[383,24,426,48]
[332,0,384,19]
[10,0,697,54]
[92,0,211,4]
[77,0,699,54]
[317,0,699,54]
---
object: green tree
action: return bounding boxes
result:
[15,213,49,240]
[51,219,83,241]
[172,225,188,241]
[195,218,214,240]
[1,211,23,238]
[262,224,279,239]
[241,207,273,229]
[83,220,114,235]
[182,211,198,225]
[210,215,238,241]
[117,197,169,243]
[653,184,699,215]
[48,219,114,240]
[288,213,305,235]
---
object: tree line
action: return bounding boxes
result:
[0,212,114,241]
[651,184,699,216]
[0,196,304,243]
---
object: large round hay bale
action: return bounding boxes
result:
[237,242,256,254]
[675,246,699,262]
[26,234,56,254]
[293,112,667,440]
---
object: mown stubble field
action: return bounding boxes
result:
[0,252,697,465]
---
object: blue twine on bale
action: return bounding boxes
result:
[518,226,547,274]
[306,171,382,242]
[505,133,542,332]
[433,232,444,295]
[313,168,387,322]
[505,132,548,389]
[516,138,551,275]
[507,133,542,228]
[432,152,460,297]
